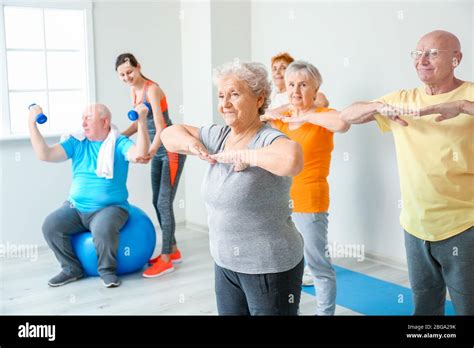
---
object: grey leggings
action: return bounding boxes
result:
[151,154,186,254]
[42,202,129,277]
[405,226,474,315]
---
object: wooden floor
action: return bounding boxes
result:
[0,226,411,315]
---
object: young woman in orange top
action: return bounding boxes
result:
[116,53,186,278]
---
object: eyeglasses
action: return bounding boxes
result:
[410,48,458,60]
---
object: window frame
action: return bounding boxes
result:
[0,0,96,140]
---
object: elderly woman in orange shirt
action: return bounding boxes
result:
[262,60,350,315]
[269,52,329,109]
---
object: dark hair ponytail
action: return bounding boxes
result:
[115,53,150,81]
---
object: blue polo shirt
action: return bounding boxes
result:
[60,135,134,213]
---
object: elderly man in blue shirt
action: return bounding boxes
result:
[28,103,149,288]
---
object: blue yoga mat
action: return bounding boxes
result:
[302,265,455,315]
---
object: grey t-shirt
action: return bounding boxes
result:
[199,123,304,274]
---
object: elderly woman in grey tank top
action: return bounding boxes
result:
[160,61,305,315]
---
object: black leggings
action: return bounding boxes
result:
[215,258,304,315]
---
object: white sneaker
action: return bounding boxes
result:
[302,266,314,286]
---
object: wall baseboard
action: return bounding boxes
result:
[184,221,209,235]
[24,225,408,273]
[363,251,408,272]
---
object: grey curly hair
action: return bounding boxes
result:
[213,61,271,115]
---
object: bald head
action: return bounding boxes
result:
[93,103,112,120]
[414,30,463,89]
[82,103,112,121]
[82,103,112,141]
[418,30,461,51]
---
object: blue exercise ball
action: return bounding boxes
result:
[71,205,156,276]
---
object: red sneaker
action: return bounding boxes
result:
[142,258,174,278]
[148,249,182,265]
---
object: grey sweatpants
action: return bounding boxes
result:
[405,226,474,315]
[42,202,129,278]
[292,212,337,315]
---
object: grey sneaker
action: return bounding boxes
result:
[102,274,121,288]
[48,272,82,287]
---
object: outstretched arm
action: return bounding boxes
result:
[340,102,381,124]
[462,100,474,115]
[122,121,137,137]
[28,105,68,162]
[147,84,165,157]
[341,101,413,126]
[260,103,291,126]
[281,110,350,133]
[127,104,151,163]
[160,124,216,164]
[419,100,474,121]
[210,137,303,176]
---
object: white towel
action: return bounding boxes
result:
[61,124,120,180]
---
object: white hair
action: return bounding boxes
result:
[213,61,271,115]
[285,60,323,89]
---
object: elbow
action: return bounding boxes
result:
[335,121,351,133]
[340,107,354,124]
[160,126,175,150]
[327,111,351,133]
[286,142,304,176]
[37,151,50,162]
[340,103,366,125]
[160,125,171,141]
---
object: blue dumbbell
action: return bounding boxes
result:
[28,103,48,124]
[128,102,150,121]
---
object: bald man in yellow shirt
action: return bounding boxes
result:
[341,30,474,315]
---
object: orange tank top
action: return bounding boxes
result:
[131,80,170,128]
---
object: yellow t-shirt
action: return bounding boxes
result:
[375,81,474,241]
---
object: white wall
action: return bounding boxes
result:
[211,0,251,123]
[180,0,253,228]
[180,0,214,228]
[0,0,185,246]
[251,0,473,264]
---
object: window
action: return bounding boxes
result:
[0,2,95,139]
